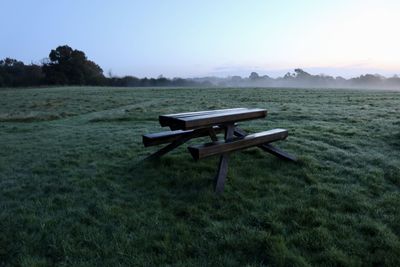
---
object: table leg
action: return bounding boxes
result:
[208,127,218,141]
[214,124,235,193]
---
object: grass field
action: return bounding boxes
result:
[0,86,399,266]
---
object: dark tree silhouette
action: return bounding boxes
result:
[42,45,105,85]
[0,58,43,87]
[249,72,260,80]
[294,68,312,79]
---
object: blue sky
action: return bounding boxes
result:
[1,0,400,78]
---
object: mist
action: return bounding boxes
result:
[189,69,400,90]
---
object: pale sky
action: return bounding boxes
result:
[1,0,400,78]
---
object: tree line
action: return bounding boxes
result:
[1,45,399,89]
[0,45,207,88]
[215,69,400,89]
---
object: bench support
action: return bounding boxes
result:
[214,124,235,193]
[234,127,297,162]
[145,134,192,160]
[145,127,220,160]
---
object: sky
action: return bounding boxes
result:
[1,0,400,78]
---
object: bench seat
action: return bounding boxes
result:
[143,125,223,147]
[188,129,288,160]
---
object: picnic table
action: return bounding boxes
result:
[143,108,296,193]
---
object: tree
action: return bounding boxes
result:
[249,72,260,80]
[386,75,400,88]
[283,72,294,80]
[0,58,44,87]
[294,68,312,79]
[42,45,105,85]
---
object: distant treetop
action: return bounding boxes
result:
[43,45,105,85]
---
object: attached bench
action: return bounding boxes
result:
[188,129,288,160]
[142,126,223,160]
[142,108,296,193]
[143,125,223,147]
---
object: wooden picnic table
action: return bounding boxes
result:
[143,108,296,193]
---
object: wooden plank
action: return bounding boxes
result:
[182,108,267,130]
[166,108,267,130]
[143,130,189,147]
[143,126,223,147]
[159,108,247,127]
[234,127,297,162]
[188,129,288,160]
[162,108,247,119]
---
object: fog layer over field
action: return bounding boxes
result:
[190,69,400,90]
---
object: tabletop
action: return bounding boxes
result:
[159,108,267,130]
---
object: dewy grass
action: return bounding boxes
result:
[0,86,399,266]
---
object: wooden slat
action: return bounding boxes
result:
[188,129,288,160]
[182,108,266,130]
[143,130,190,147]
[143,126,223,147]
[159,108,247,127]
[164,108,267,130]
[162,108,247,118]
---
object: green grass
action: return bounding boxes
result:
[0,86,399,266]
